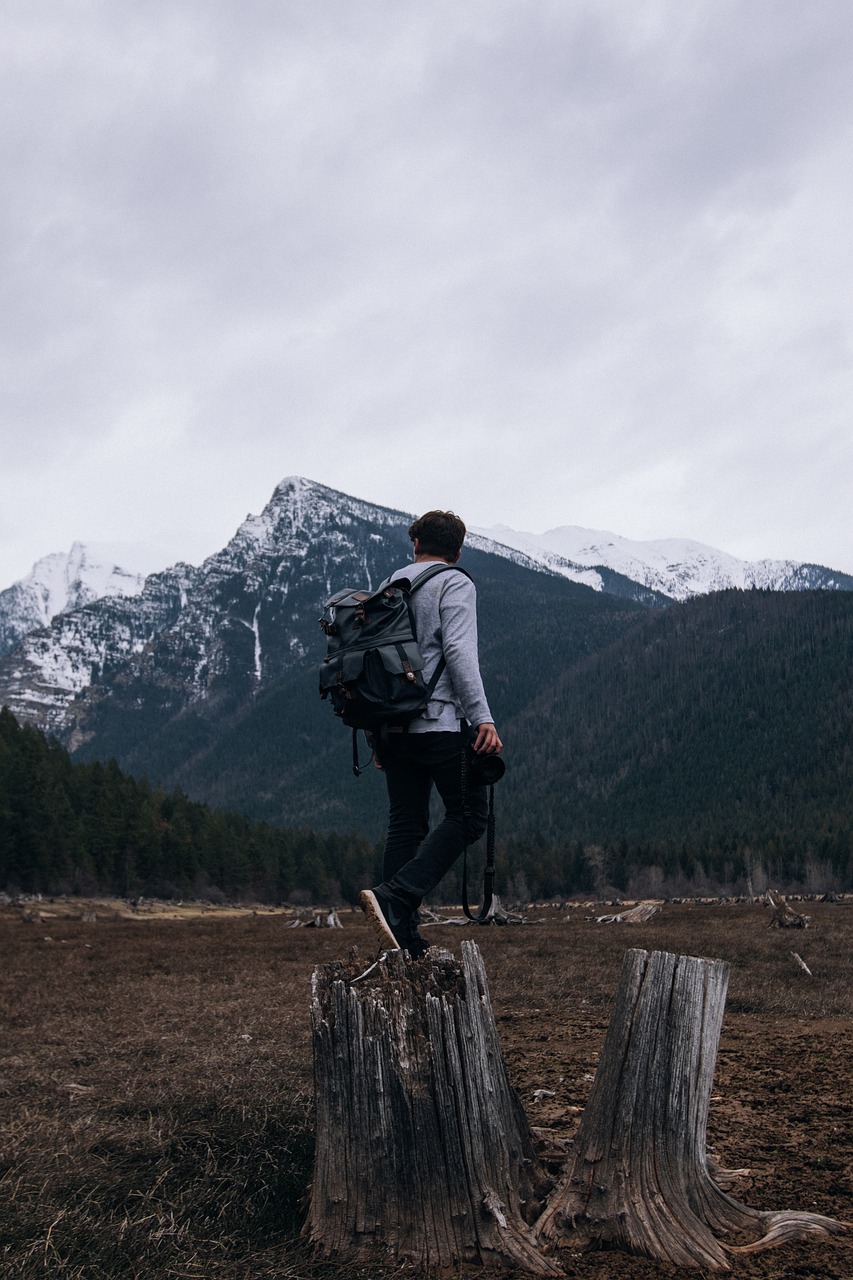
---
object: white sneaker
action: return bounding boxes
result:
[359,888,402,952]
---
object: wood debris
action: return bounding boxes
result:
[593,901,661,925]
[765,889,809,928]
[420,895,528,927]
[285,909,343,929]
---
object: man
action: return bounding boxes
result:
[360,509,502,958]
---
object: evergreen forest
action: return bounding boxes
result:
[3,587,853,904]
[0,708,376,903]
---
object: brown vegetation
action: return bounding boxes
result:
[1,900,852,1278]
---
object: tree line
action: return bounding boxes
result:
[0,707,376,902]
[3,691,851,904]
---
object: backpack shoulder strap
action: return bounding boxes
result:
[379,563,472,595]
[407,563,473,594]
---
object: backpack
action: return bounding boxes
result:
[319,563,470,772]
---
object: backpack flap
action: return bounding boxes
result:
[375,638,424,678]
[320,640,429,724]
[320,642,424,689]
[319,566,467,732]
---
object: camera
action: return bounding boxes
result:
[466,745,506,787]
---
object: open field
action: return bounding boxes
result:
[1,900,852,1279]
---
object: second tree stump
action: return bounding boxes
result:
[537,948,846,1267]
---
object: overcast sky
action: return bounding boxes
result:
[2,0,852,586]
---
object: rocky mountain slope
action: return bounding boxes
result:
[0,479,621,740]
[4,482,850,720]
[0,543,147,659]
[12,504,841,669]
[1,474,851,745]
[0,562,200,734]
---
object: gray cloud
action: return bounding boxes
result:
[2,0,852,583]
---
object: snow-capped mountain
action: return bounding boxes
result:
[0,479,417,735]
[0,561,199,732]
[0,542,148,659]
[1,478,656,738]
[473,524,853,601]
[2,477,852,742]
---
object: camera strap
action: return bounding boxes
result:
[460,744,496,922]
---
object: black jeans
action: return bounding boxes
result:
[380,731,489,908]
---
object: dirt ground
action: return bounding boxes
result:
[1,899,851,1279]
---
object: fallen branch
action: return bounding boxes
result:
[420,896,528,927]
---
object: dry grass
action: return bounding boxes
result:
[1,901,852,1278]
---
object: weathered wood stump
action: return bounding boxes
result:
[536,948,848,1269]
[306,942,849,1273]
[304,940,560,1273]
[765,888,810,928]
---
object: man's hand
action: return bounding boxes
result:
[473,722,502,754]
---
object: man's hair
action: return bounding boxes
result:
[408,510,467,560]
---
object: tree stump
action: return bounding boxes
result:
[306,942,849,1273]
[536,948,848,1269]
[304,940,561,1274]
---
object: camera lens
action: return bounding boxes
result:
[467,750,506,786]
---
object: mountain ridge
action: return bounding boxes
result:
[474,522,853,601]
[0,476,851,895]
[4,478,851,673]
[1,474,851,759]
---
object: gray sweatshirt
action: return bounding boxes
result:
[387,560,494,733]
